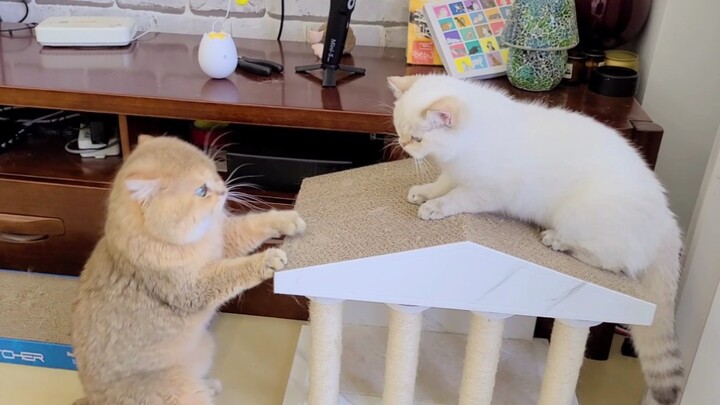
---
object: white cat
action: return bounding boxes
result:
[388,74,684,405]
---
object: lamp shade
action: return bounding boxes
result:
[502,0,580,50]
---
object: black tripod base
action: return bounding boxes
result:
[295,63,367,87]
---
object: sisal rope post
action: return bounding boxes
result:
[382,304,428,405]
[308,297,344,405]
[537,319,600,405]
[458,312,512,405]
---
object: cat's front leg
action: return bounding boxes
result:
[407,173,455,205]
[224,210,306,257]
[418,187,494,220]
[171,249,287,312]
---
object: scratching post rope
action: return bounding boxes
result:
[538,319,599,405]
[458,312,511,405]
[382,304,428,405]
[308,298,343,405]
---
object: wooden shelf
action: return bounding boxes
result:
[0,133,122,187]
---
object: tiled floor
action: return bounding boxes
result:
[0,314,644,405]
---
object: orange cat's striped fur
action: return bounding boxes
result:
[71,135,305,405]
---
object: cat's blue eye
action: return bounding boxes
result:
[195,184,208,197]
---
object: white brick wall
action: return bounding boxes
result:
[0,0,409,47]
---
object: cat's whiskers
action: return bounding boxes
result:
[381,138,400,154]
[202,128,231,153]
[208,130,231,150]
[225,164,254,184]
[226,193,265,211]
[381,136,407,160]
[226,188,266,203]
[410,156,432,183]
[209,142,236,162]
[227,183,263,192]
[418,156,433,182]
[225,174,263,187]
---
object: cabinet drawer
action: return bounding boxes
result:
[0,179,109,276]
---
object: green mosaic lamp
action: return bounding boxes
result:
[502,0,579,91]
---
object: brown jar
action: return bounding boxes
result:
[582,49,606,82]
[563,49,586,85]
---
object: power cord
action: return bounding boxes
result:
[0,109,82,154]
[19,0,28,23]
[277,0,285,41]
[0,0,29,24]
[64,138,119,154]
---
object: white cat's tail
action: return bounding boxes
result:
[629,231,684,405]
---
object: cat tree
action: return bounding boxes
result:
[274,159,654,405]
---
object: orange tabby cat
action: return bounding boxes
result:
[71,135,305,405]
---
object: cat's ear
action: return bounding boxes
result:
[387,75,420,98]
[425,96,461,128]
[124,174,161,202]
[137,134,153,145]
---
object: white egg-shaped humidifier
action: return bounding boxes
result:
[198,31,238,79]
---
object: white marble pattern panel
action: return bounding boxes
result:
[275,242,655,325]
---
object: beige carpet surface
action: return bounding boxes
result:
[0,270,76,344]
[281,159,641,298]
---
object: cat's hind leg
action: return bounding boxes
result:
[407,173,455,205]
[540,228,615,270]
[92,367,215,405]
[187,330,222,396]
[540,229,572,252]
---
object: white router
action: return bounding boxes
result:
[35,16,137,47]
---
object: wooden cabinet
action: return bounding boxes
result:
[0,179,108,275]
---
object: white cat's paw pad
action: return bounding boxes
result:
[418,200,450,220]
[407,186,429,205]
[206,378,223,396]
[540,230,570,252]
[264,248,288,272]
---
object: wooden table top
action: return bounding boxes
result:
[0,28,651,134]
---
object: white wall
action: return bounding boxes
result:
[0,0,409,47]
[680,278,720,403]
[675,124,720,397]
[635,0,720,232]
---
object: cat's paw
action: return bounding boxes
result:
[540,229,570,252]
[418,199,451,220]
[263,248,288,274]
[407,185,430,205]
[206,378,223,396]
[271,210,307,237]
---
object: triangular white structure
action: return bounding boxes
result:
[274,159,654,405]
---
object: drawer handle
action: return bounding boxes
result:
[0,213,64,237]
[0,232,49,243]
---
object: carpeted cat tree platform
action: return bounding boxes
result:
[274,159,654,405]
